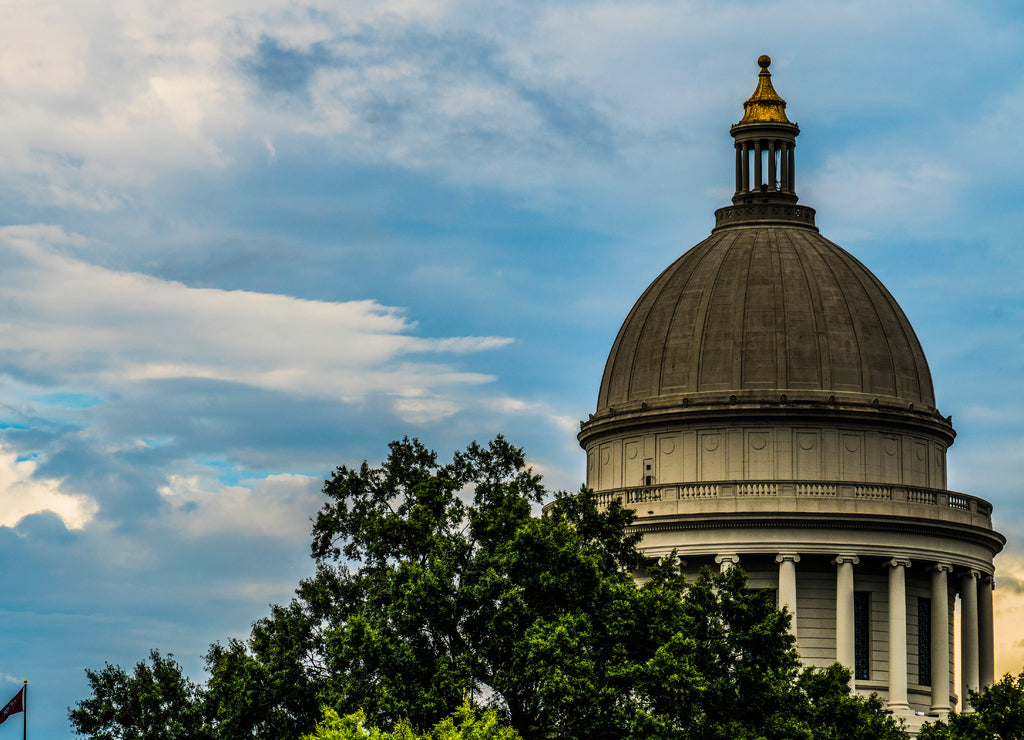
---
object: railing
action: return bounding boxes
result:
[854,485,890,500]
[588,480,994,526]
[680,483,719,499]
[713,203,817,228]
[796,482,836,496]
[906,487,937,505]
[948,494,970,510]
[738,482,777,496]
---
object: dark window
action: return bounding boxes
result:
[919,597,932,686]
[854,591,871,680]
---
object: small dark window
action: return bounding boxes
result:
[854,591,871,680]
[919,597,932,686]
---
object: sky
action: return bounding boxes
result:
[1,0,1024,735]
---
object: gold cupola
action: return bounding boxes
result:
[729,55,802,209]
[740,54,791,123]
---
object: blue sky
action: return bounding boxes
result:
[2,0,1024,735]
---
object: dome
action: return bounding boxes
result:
[596,222,936,414]
[575,57,1002,725]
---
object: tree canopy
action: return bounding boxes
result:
[68,649,211,740]
[919,669,1024,739]
[301,700,520,740]
[70,436,907,739]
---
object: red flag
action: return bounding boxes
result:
[0,686,23,724]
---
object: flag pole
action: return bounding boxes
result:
[21,680,25,740]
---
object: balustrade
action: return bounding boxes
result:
[579,480,994,528]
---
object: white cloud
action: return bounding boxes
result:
[394,397,460,425]
[159,471,321,539]
[0,443,96,530]
[805,157,960,241]
[0,225,510,409]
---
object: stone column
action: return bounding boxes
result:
[833,555,859,685]
[780,143,789,192]
[716,553,740,572]
[741,142,750,191]
[776,553,800,639]
[735,143,743,193]
[960,570,980,711]
[887,558,911,711]
[767,140,777,189]
[979,574,994,688]
[754,140,763,188]
[931,564,953,715]
[787,145,795,191]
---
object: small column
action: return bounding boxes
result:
[930,563,952,716]
[887,558,911,712]
[787,145,795,191]
[767,140,777,189]
[779,142,789,192]
[741,142,750,191]
[776,553,800,639]
[979,574,994,688]
[960,570,980,711]
[754,140,763,188]
[716,553,740,572]
[833,555,859,685]
[735,143,743,193]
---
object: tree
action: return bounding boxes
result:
[301,699,520,740]
[73,436,908,739]
[68,649,211,740]
[919,669,1024,739]
[230,435,904,738]
[794,663,907,740]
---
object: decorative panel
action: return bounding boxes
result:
[699,431,725,481]
[745,428,773,478]
[794,430,820,480]
[932,444,945,489]
[840,432,865,482]
[911,439,928,487]
[624,438,642,486]
[880,435,900,484]
[657,434,680,484]
[599,441,621,491]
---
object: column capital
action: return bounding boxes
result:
[715,553,741,566]
[887,558,912,569]
[775,552,801,564]
[981,573,995,586]
[931,562,954,574]
[832,554,860,566]
[963,568,981,580]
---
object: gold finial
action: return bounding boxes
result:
[740,55,790,124]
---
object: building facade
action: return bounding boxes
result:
[577,56,1004,725]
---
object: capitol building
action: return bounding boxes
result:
[578,57,1004,727]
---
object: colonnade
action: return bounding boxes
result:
[716,553,995,714]
[734,139,795,193]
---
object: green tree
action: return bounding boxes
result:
[919,669,1024,739]
[301,699,520,739]
[203,597,325,739]
[214,436,904,738]
[794,663,907,740]
[68,649,211,740]
[74,436,909,739]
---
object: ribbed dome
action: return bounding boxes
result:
[597,223,936,413]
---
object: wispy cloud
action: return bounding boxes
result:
[0,224,511,405]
